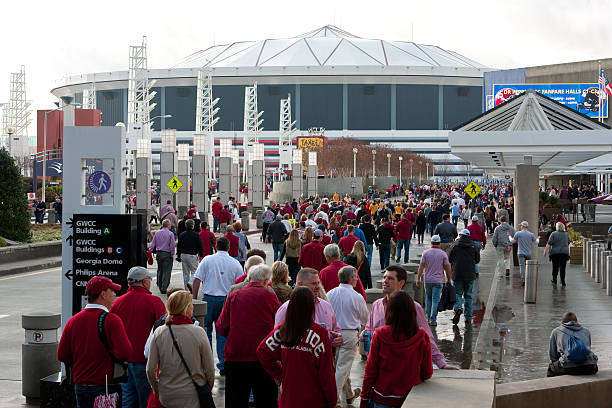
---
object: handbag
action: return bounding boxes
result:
[168,325,216,408]
[97,312,129,384]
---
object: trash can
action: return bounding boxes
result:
[192,300,208,328]
[256,210,264,229]
[241,211,250,231]
[22,312,61,403]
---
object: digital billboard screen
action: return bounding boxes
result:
[493,83,608,118]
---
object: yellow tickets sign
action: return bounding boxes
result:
[166,176,183,194]
[297,136,325,150]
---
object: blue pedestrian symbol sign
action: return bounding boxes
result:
[88,171,112,194]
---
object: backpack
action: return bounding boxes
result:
[562,329,592,362]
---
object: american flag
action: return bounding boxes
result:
[599,68,612,96]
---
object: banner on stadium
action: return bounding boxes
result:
[493,83,608,118]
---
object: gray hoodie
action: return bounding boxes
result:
[549,321,598,367]
[492,223,515,248]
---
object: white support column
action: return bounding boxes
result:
[252,160,265,209]
[177,144,190,217]
[160,130,176,207]
[218,157,232,204]
[306,151,318,198]
[514,161,540,253]
[135,139,151,214]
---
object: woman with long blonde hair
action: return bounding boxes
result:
[284,229,302,284]
[301,227,314,245]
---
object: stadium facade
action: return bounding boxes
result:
[51,25,490,179]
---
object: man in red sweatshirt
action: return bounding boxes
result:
[212,197,223,233]
[58,276,133,407]
[224,224,240,259]
[466,215,486,274]
[319,244,367,300]
[111,267,166,408]
[298,230,327,272]
[394,213,412,263]
[338,225,359,256]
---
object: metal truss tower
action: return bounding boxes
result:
[7,66,31,157]
[0,103,8,149]
[127,36,156,176]
[82,82,96,110]
[195,69,219,180]
[243,82,263,181]
[279,94,296,169]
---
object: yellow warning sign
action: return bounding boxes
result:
[166,176,183,194]
[465,181,482,199]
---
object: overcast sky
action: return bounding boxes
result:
[1,0,612,133]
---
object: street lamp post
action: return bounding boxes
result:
[372,150,377,186]
[386,153,391,177]
[353,148,358,178]
[419,161,423,183]
[426,162,430,181]
[398,156,403,187]
[409,158,413,184]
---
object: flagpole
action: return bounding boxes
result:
[599,62,603,123]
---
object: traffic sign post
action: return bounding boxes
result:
[166,176,183,194]
[466,181,482,199]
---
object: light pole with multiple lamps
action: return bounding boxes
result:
[386,153,391,177]
[419,161,423,183]
[372,149,377,186]
[426,162,430,181]
[398,156,403,187]
[409,158,413,184]
[353,148,358,178]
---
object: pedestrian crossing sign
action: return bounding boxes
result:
[465,181,482,199]
[166,176,183,194]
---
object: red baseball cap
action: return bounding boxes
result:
[86,276,121,296]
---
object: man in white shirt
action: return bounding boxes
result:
[305,213,318,229]
[327,266,369,406]
[191,236,243,374]
[281,213,293,233]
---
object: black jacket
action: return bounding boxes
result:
[449,236,479,281]
[177,230,203,257]
[267,220,288,244]
[377,223,395,244]
[359,222,378,246]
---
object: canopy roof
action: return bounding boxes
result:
[449,90,612,176]
[173,25,487,70]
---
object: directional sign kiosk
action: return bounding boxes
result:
[465,181,482,199]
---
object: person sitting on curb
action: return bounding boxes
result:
[548,312,598,377]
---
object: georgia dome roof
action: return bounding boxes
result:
[172,25,487,70]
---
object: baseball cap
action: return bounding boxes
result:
[314,229,323,237]
[472,215,479,222]
[431,235,441,243]
[127,266,155,282]
[460,229,471,236]
[86,276,121,296]
[521,221,529,227]
[167,200,172,204]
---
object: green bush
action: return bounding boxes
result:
[0,148,31,242]
[539,192,549,202]
[36,185,63,203]
[0,236,7,247]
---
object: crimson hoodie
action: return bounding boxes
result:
[257,322,337,408]
[394,218,412,240]
[360,326,432,407]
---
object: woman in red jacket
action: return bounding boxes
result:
[257,287,337,408]
[360,291,433,408]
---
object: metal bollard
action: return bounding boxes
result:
[590,244,600,279]
[595,247,604,283]
[583,238,590,268]
[607,256,612,296]
[586,241,593,275]
[601,251,611,289]
[524,260,538,304]
[22,312,61,403]
[192,300,208,329]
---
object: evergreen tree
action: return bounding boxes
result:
[0,148,31,242]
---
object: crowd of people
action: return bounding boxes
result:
[57,181,601,408]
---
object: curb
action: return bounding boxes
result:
[0,259,63,278]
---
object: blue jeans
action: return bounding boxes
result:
[122,362,150,408]
[453,280,475,322]
[75,384,122,408]
[473,241,482,274]
[369,398,402,408]
[379,243,390,270]
[272,243,284,262]
[452,215,459,225]
[425,283,443,323]
[396,239,410,263]
[55,213,62,223]
[365,244,373,266]
[213,215,219,232]
[518,254,530,282]
[203,295,228,370]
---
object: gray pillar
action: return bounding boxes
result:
[292,163,303,199]
[307,164,318,198]
[514,164,539,252]
[218,157,232,204]
[177,158,190,217]
[160,151,175,207]
[252,160,265,209]
[248,163,253,205]
[192,154,209,218]
[232,163,240,202]
[136,157,151,213]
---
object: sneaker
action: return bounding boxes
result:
[505,269,510,277]
[452,309,462,325]
[465,320,472,326]
[429,321,437,327]
[561,281,566,287]
[551,280,557,285]
[395,257,401,263]
[346,388,361,405]
[521,281,525,287]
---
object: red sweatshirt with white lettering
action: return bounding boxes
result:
[257,322,337,408]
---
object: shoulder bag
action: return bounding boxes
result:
[167,325,216,408]
[97,312,129,384]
